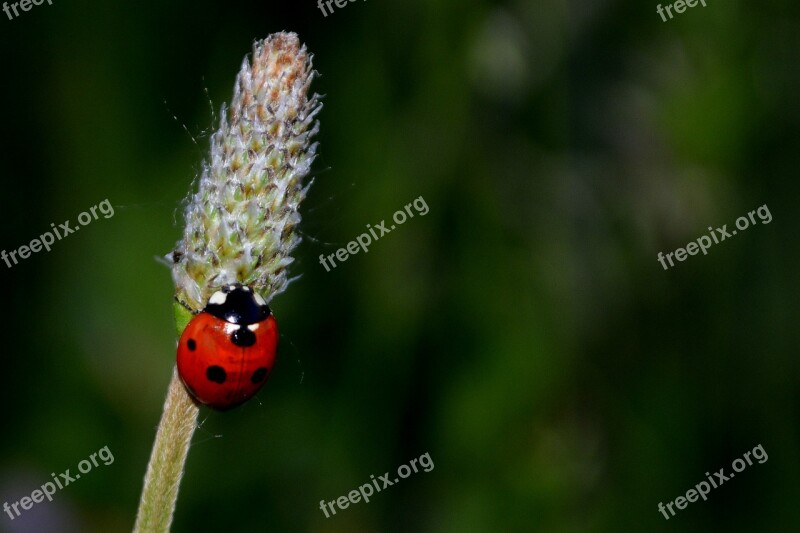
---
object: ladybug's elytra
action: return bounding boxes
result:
[177,284,278,410]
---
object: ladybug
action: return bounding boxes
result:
[177,284,278,410]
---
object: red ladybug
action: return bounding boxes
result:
[177,284,278,410]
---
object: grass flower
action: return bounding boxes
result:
[134,32,320,532]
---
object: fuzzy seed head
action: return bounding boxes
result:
[169,33,321,310]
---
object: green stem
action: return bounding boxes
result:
[133,369,198,532]
[133,304,198,533]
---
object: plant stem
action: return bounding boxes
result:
[133,368,199,533]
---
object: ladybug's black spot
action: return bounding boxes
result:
[231,327,257,347]
[187,339,197,351]
[251,367,269,383]
[206,366,227,384]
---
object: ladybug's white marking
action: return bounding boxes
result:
[224,323,242,334]
[209,291,227,305]
[254,293,267,306]
[227,284,237,291]
[248,323,259,331]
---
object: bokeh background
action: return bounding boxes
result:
[1,0,799,531]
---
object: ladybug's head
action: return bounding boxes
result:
[204,284,271,325]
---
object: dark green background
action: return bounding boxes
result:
[1,0,798,531]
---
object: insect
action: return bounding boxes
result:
[177,284,278,410]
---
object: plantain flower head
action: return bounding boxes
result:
[169,32,321,311]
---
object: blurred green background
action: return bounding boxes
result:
[1,0,799,531]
